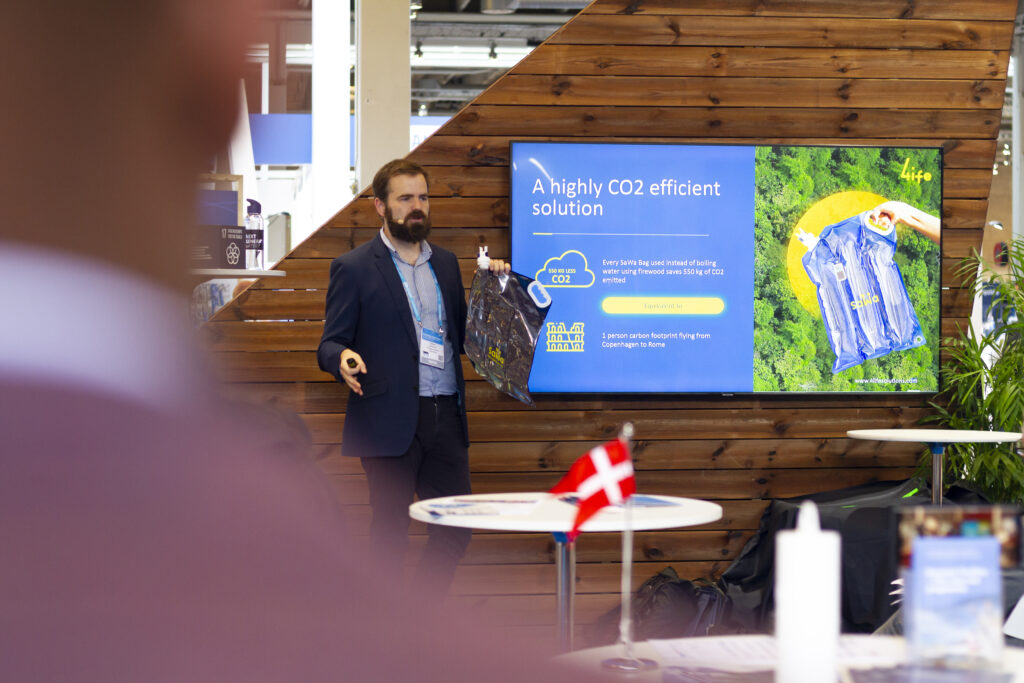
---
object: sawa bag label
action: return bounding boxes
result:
[799,210,925,373]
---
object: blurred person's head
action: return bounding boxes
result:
[0,6,601,680]
[373,159,431,244]
[1,0,254,292]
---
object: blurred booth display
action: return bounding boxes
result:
[898,506,1019,666]
[197,173,243,225]
[191,174,242,325]
[981,281,1019,337]
[898,506,1021,570]
[190,280,236,325]
[995,242,1011,267]
[191,225,245,270]
[193,174,245,271]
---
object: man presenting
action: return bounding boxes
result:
[318,159,508,593]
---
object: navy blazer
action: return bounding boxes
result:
[317,234,469,458]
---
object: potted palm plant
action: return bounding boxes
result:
[925,236,1024,504]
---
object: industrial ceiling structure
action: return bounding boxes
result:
[410,0,584,113]
[251,0,586,116]
[249,1,1019,166]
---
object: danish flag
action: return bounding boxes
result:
[550,438,635,540]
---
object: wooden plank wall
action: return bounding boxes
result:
[205,0,1015,644]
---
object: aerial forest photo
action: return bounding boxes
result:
[753,145,942,393]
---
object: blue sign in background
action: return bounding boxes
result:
[510,142,755,393]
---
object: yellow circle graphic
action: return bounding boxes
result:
[787,190,887,315]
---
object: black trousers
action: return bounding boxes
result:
[360,394,471,595]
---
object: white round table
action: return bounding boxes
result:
[847,429,1021,505]
[555,635,1024,681]
[409,492,722,651]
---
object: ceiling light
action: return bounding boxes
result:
[481,0,519,14]
[406,43,532,68]
[418,103,428,117]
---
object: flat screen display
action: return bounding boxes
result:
[509,142,942,394]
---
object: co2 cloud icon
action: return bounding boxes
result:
[535,249,595,288]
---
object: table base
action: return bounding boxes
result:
[601,657,658,673]
[553,532,575,651]
[929,443,944,505]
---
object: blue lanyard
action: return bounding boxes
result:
[391,253,445,333]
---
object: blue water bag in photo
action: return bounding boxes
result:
[797,210,925,374]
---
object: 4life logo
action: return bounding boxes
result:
[899,158,933,184]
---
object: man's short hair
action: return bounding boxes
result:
[372,159,430,201]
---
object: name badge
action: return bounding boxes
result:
[420,328,445,369]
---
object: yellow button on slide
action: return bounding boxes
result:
[601,296,725,316]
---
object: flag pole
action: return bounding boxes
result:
[602,422,656,673]
[619,423,635,659]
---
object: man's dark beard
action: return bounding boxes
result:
[385,208,431,243]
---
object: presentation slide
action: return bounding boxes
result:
[509,142,942,394]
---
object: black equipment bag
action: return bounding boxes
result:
[585,567,741,646]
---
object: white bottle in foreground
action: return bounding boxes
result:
[775,500,841,683]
